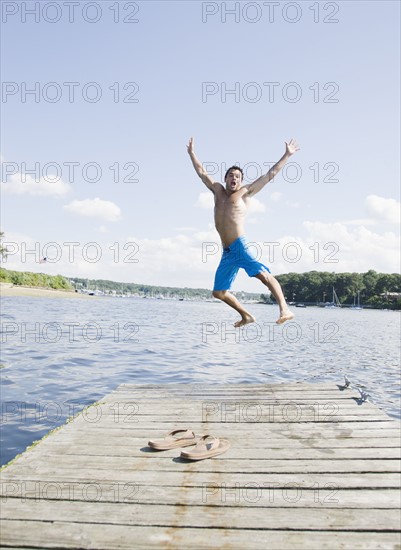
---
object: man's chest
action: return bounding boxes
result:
[216,193,248,213]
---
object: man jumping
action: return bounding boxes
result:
[187,137,300,327]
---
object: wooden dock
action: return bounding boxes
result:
[1,383,400,549]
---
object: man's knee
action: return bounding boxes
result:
[255,271,273,284]
[212,290,226,300]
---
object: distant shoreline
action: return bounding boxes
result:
[0,283,95,299]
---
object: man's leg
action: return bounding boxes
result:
[212,290,256,327]
[255,272,294,324]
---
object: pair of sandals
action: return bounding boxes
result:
[148,429,230,461]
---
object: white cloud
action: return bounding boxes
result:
[339,218,377,226]
[196,192,214,209]
[175,234,191,244]
[270,192,282,202]
[119,222,399,288]
[63,198,121,222]
[248,197,266,213]
[121,234,218,286]
[365,195,400,224]
[301,221,400,274]
[1,172,70,197]
[2,221,398,293]
[193,225,220,242]
[8,191,390,289]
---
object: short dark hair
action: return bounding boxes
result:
[224,165,243,181]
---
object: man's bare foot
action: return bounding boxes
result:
[234,313,256,328]
[276,310,294,324]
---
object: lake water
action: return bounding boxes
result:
[1,296,400,466]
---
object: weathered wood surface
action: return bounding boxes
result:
[1,383,400,549]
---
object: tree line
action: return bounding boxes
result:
[0,267,400,309]
[0,268,72,290]
[271,270,401,308]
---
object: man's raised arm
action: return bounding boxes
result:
[187,137,217,192]
[245,139,300,197]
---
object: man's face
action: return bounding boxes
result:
[225,169,242,192]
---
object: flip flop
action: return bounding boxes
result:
[180,435,230,461]
[148,429,197,450]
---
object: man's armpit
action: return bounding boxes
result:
[242,184,253,197]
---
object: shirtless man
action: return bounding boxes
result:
[187,137,300,327]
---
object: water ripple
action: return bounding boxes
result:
[1,297,400,465]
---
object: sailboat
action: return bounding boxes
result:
[325,287,342,308]
[351,290,363,310]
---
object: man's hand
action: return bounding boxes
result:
[285,138,300,156]
[187,137,194,155]
[245,138,300,197]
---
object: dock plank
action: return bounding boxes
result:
[28,441,401,457]
[1,521,400,550]
[1,383,400,549]
[2,499,401,531]
[5,453,400,473]
[2,484,399,509]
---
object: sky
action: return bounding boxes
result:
[1,0,400,292]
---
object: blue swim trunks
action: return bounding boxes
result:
[213,236,271,291]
